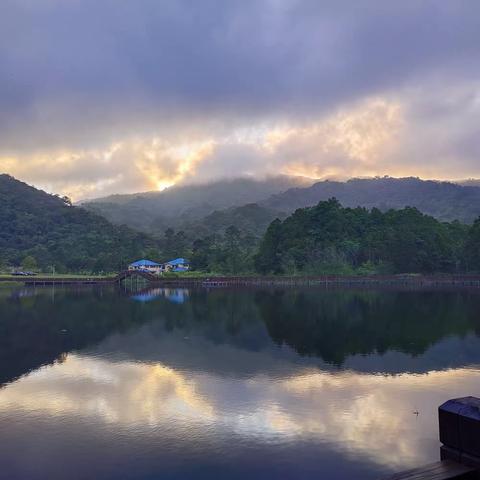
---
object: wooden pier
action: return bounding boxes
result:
[18,277,112,286]
[385,460,475,480]
[3,272,480,288]
[127,273,480,289]
[383,397,480,479]
[115,273,480,288]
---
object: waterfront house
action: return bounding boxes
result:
[128,259,162,274]
[165,258,190,272]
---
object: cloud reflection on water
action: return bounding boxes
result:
[1,353,479,471]
[2,286,480,478]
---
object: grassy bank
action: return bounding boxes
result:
[0,281,25,287]
[0,273,116,279]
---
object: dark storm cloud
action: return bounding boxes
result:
[1,0,479,150]
[1,0,480,197]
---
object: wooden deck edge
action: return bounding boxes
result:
[382,460,476,480]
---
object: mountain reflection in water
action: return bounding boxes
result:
[0,286,479,480]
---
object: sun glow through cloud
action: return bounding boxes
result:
[0,98,407,199]
[1,91,478,200]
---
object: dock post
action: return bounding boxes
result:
[439,397,480,470]
[382,396,480,479]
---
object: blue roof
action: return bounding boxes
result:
[129,259,160,267]
[172,266,189,272]
[166,258,189,266]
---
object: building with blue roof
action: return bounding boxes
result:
[128,259,162,274]
[128,258,190,275]
[165,258,190,272]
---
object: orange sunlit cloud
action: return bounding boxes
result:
[1,94,478,200]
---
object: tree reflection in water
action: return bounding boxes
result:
[1,286,480,386]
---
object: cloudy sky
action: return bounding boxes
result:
[1,0,480,199]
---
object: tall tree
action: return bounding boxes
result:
[465,218,480,272]
[254,219,283,274]
[223,225,242,274]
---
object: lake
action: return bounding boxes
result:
[1,285,480,479]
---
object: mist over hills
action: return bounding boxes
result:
[83,175,313,206]
[458,179,480,188]
[183,203,288,238]
[82,176,312,234]
[83,176,480,238]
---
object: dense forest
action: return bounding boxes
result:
[0,175,158,273]
[147,198,480,275]
[254,199,480,275]
[2,174,480,275]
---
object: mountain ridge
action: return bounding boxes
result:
[83,176,480,238]
[261,176,480,224]
[82,175,314,234]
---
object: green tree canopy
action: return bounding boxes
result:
[254,199,476,275]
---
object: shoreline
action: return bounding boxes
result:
[2,273,480,288]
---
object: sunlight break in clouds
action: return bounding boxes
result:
[0,97,403,199]
[0,139,215,200]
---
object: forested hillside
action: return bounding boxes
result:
[0,175,158,273]
[164,199,480,276]
[182,203,286,238]
[3,174,480,276]
[255,199,480,275]
[458,179,480,186]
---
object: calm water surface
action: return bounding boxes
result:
[1,286,480,479]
